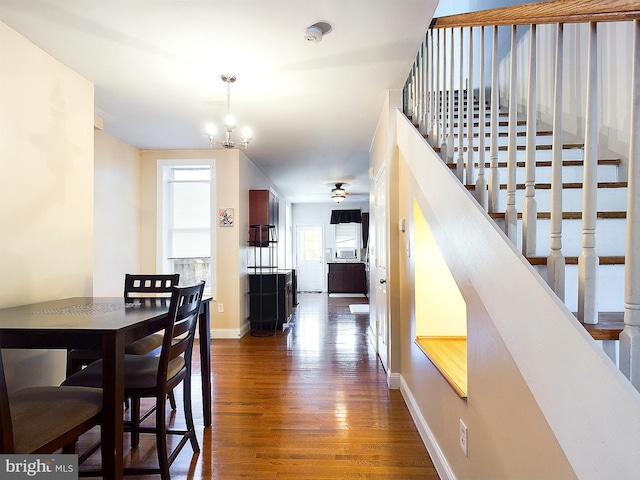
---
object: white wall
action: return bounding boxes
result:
[0,21,94,390]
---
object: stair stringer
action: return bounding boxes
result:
[396,111,640,479]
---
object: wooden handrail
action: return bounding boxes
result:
[431,0,640,29]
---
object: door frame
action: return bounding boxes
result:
[295,224,325,292]
[372,165,389,372]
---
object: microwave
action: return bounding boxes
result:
[336,248,357,259]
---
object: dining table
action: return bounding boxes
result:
[0,296,212,480]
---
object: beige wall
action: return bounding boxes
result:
[370,91,640,477]
[139,149,242,336]
[93,130,141,296]
[0,21,94,389]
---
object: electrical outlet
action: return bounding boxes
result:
[459,419,468,457]
[217,303,224,313]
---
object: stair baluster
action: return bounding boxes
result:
[447,28,455,163]
[488,25,500,213]
[457,27,465,182]
[466,27,474,187]
[522,24,538,257]
[620,19,640,389]
[475,26,487,209]
[433,29,441,148]
[547,22,566,301]
[428,29,435,143]
[578,21,600,327]
[505,24,518,243]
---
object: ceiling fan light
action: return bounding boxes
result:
[330,182,347,202]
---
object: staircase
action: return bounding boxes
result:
[403,1,640,386]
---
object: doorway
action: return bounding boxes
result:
[374,167,388,371]
[296,224,324,292]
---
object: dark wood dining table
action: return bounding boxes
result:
[0,296,212,480]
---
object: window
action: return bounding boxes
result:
[334,222,360,260]
[158,161,215,295]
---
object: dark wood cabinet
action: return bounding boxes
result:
[328,263,367,294]
[249,189,278,226]
[249,190,278,246]
[248,270,293,328]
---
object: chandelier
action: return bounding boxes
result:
[331,183,347,203]
[206,74,252,149]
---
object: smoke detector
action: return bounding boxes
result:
[303,21,333,43]
[304,26,323,43]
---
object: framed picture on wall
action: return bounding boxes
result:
[219,208,234,227]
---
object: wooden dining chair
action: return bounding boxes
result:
[0,348,102,455]
[62,281,204,479]
[67,273,181,376]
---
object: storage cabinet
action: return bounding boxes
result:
[249,190,278,244]
[247,224,278,336]
[327,262,367,294]
[248,270,293,329]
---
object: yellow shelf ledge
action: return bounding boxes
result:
[415,336,468,399]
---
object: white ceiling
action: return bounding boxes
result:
[0,0,437,204]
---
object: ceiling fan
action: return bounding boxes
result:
[330,183,349,203]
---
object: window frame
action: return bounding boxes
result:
[157,158,217,297]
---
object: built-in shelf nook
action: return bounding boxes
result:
[414,200,468,398]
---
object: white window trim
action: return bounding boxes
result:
[156,158,217,298]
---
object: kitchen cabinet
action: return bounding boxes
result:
[327,262,367,294]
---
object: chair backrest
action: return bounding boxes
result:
[0,349,15,452]
[124,273,180,302]
[156,282,205,391]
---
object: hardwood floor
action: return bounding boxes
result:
[79,293,439,479]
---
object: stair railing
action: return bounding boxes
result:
[402,0,640,389]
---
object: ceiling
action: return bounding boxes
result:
[0,0,437,204]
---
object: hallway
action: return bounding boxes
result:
[81,293,439,479]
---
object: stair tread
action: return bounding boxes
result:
[447,158,621,169]
[466,181,628,190]
[525,255,625,265]
[578,312,624,340]
[490,211,627,220]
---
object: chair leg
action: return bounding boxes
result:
[156,393,170,480]
[62,442,76,454]
[183,375,200,453]
[130,397,141,448]
[168,390,176,410]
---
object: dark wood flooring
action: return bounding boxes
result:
[79,293,439,479]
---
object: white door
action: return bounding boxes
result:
[374,168,388,371]
[296,225,324,292]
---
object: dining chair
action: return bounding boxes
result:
[62,281,205,479]
[67,273,181,377]
[0,348,102,456]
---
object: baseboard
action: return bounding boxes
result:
[388,372,401,389]
[399,375,456,480]
[210,326,248,339]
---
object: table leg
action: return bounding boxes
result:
[198,301,212,427]
[101,334,125,480]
